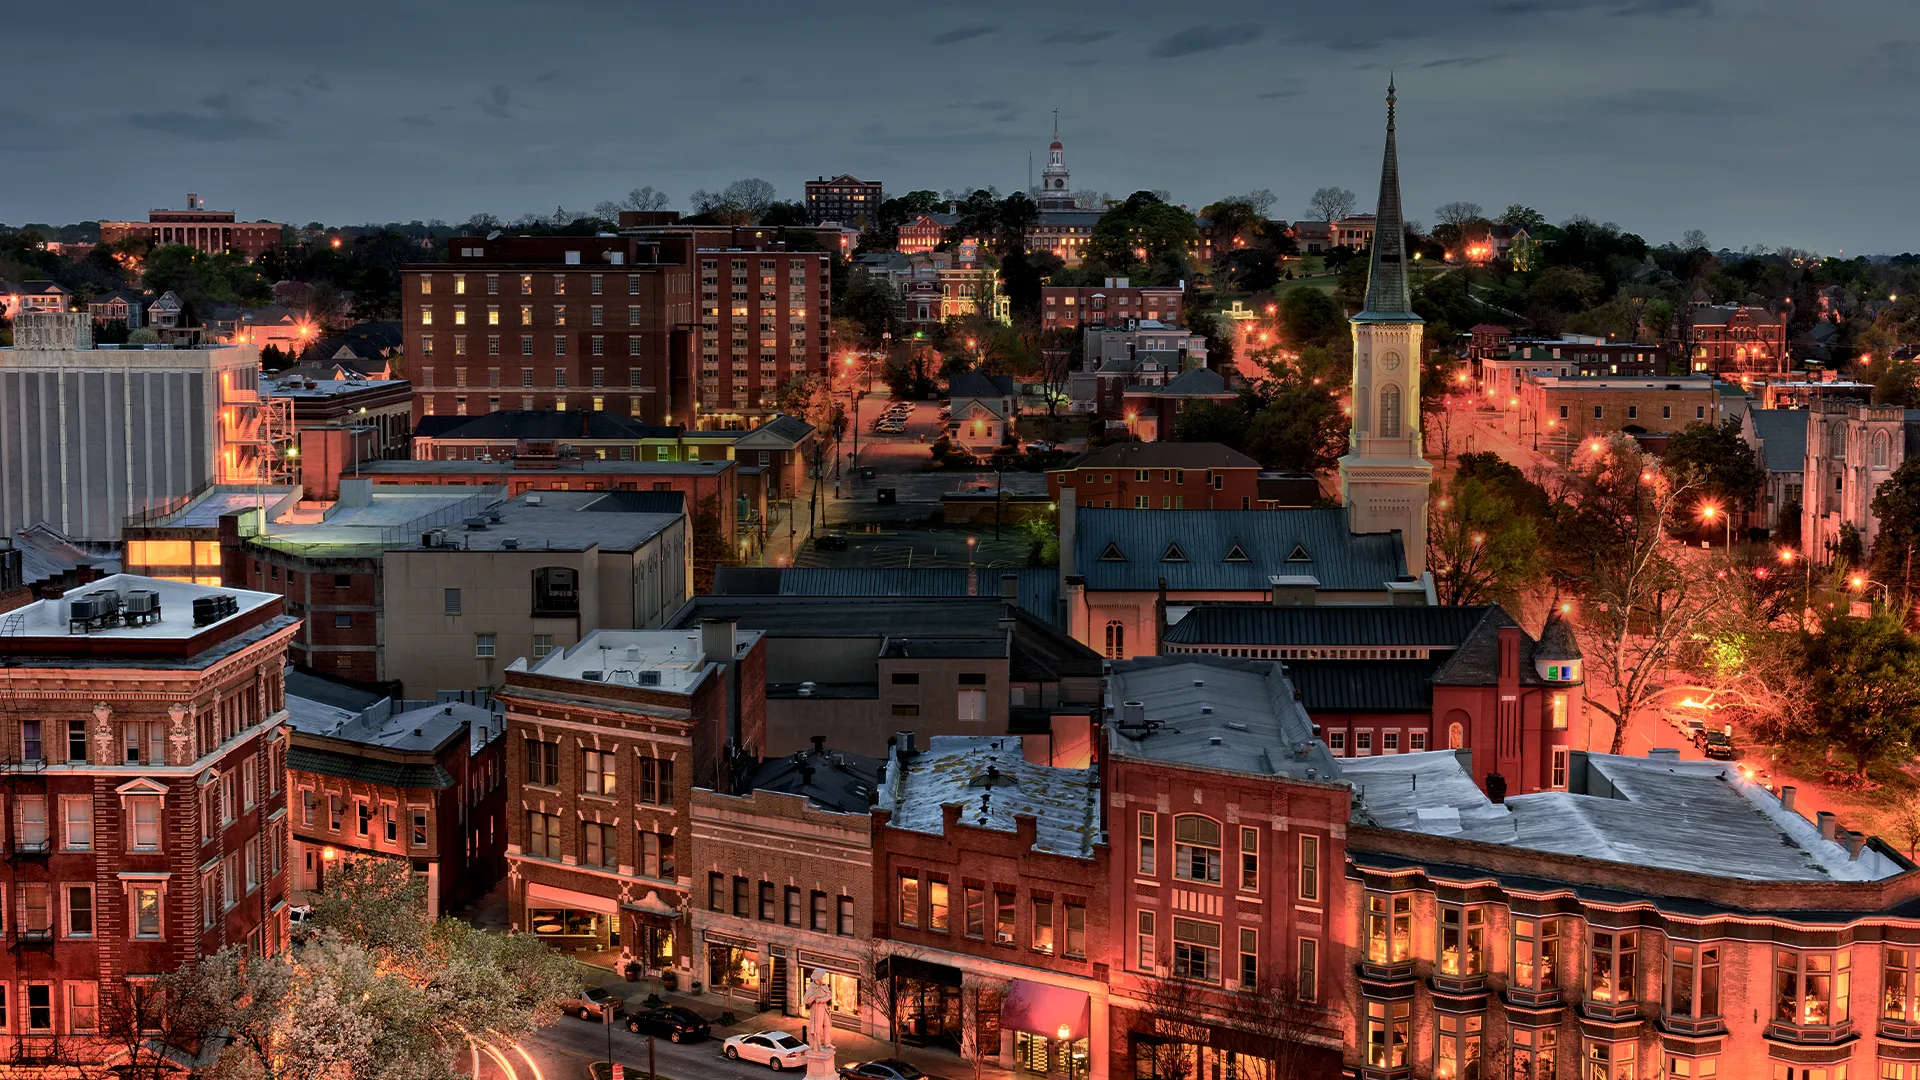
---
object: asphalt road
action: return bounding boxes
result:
[478,1017,778,1080]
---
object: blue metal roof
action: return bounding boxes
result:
[711,567,1062,630]
[1747,409,1808,475]
[1164,604,1495,647]
[1074,508,1407,592]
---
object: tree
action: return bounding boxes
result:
[1797,607,1920,778]
[1277,287,1347,351]
[1171,399,1249,448]
[1243,382,1348,474]
[1131,962,1329,1080]
[1086,191,1197,280]
[1871,457,1920,600]
[1498,205,1547,232]
[1435,201,1485,228]
[692,493,731,593]
[1681,229,1710,252]
[689,178,778,225]
[1428,474,1545,605]
[1306,187,1355,223]
[1200,197,1263,244]
[1661,419,1766,524]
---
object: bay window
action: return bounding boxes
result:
[1888,947,1920,1025]
[1588,930,1637,1005]
[1366,893,1412,965]
[1512,917,1559,992]
[1669,944,1721,1021]
[1438,906,1485,977]
[1436,1013,1481,1080]
[1365,1000,1410,1068]
[1511,1027,1555,1079]
[1585,1039,1635,1080]
[1775,950,1850,1029]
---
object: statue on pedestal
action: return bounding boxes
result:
[803,968,837,1078]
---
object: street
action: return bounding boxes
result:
[475,1016,774,1080]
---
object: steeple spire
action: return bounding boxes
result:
[1360,77,1414,318]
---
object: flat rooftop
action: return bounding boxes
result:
[881,735,1102,858]
[253,486,496,554]
[0,574,280,643]
[1344,750,1903,883]
[1106,655,1340,782]
[357,460,736,476]
[148,487,297,529]
[265,378,408,400]
[391,491,683,553]
[286,698,500,756]
[519,627,762,693]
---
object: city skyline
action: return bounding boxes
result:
[3,0,1917,253]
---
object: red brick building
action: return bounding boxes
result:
[1041,280,1184,332]
[406,234,699,427]
[1103,656,1349,1080]
[286,697,507,918]
[1048,443,1263,511]
[1689,304,1790,376]
[501,623,765,979]
[804,175,883,229]
[98,193,283,259]
[898,215,946,255]
[872,734,1110,1078]
[0,575,295,1068]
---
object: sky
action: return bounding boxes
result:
[3,0,1916,255]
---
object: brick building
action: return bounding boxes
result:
[1688,304,1789,376]
[98,193,284,259]
[1047,443,1262,511]
[1103,656,1348,1080]
[1041,280,1184,333]
[0,575,296,1069]
[804,175,883,229]
[1517,374,1719,460]
[689,742,882,1028]
[285,697,506,917]
[871,734,1110,1078]
[501,623,765,979]
[897,215,946,255]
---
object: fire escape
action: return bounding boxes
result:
[219,373,297,485]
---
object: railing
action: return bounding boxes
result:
[122,480,216,528]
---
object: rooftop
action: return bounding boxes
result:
[389,490,684,553]
[1071,507,1409,593]
[1345,750,1903,883]
[1106,655,1340,782]
[517,627,762,693]
[709,567,1061,631]
[143,486,298,529]
[738,743,885,815]
[1749,408,1810,473]
[264,377,408,400]
[286,697,501,757]
[1165,603,1497,648]
[0,574,278,644]
[881,735,1102,858]
[355,459,736,478]
[1061,441,1258,472]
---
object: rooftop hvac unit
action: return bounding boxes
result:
[123,590,161,624]
[486,510,505,523]
[192,594,238,628]
[581,670,604,681]
[463,516,489,530]
[67,596,104,622]
[638,670,662,686]
[525,495,543,506]
[500,538,519,549]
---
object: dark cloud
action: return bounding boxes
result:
[1039,28,1113,45]
[1614,0,1711,13]
[929,25,996,45]
[1419,54,1505,68]
[199,92,236,111]
[302,73,331,93]
[1149,24,1261,58]
[476,85,522,120]
[122,110,283,141]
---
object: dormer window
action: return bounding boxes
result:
[1098,542,1127,562]
[1287,544,1312,562]
[1161,543,1188,563]
[1224,543,1250,563]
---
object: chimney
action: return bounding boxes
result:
[1015,812,1038,851]
[1848,833,1869,860]
[811,734,827,753]
[1000,572,1019,600]
[1121,701,1146,727]
[942,802,962,834]
[895,730,916,755]
[1780,786,1797,813]
[1058,487,1078,578]
[1817,811,1837,841]
[700,618,738,665]
[798,761,815,786]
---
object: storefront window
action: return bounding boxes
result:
[1367,893,1412,964]
[1365,1000,1410,1068]
[1436,1013,1481,1079]
[823,971,858,1019]
[1775,950,1850,1027]
[708,943,760,993]
[1512,917,1559,991]
[1589,931,1637,1005]
[1439,906,1485,976]
[529,907,602,938]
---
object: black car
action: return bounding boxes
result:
[839,1060,929,1080]
[626,1005,711,1043]
[1698,729,1736,760]
[814,534,849,551]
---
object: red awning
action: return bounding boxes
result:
[1000,979,1091,1042]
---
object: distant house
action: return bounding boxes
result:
[1688,304,1789,376]
[1291,221,1333,254]
[87,289,149,329]
[729,413,817,500]
[947,370,1017,453]
[1121,366,1239,439]
[0,279,70,318]
[146,290,184,329]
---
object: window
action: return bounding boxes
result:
[956,688,987,722]
[356,801,372,837]
[1593,405,1604,419]
[1437,1014,1482,1080]
[1667,1055,1715,1077]
[1663,405,1673,420]
[898,875,919,928]
[1065,902,1086,959]
[125,795,160,851]
[1174,815,1222,883]
[1696,405,1706,420]
[1378,384,1402,438]
[1875,431,1892,469]
[133,888,162,937]
[890,704,919,718]
[60,796,91,851]
[1172,918,1221,981]
[639,831,674,878]
[410,808,428,847]
[1238,827,1259,891]
[709,873,725,912]
[328,794,343,830]
[811,890,829,932]
[1776,950,1850,1027]
[929,881,949,932]
[1329,731,1346,754]
[1137,813,1157,876]
[444,588,462,615]
[581,822,615,868]
[1033,898,1054,954]
[1356,730,1373,754]
[1586,1041,1635,1080]
[1365,1001,1411,1069]
[66,885,93,937]
[1103,620,1125,659]
[995,891,1016,945]
[68,718,87,762]
[334,613,352,629]
[65,982,97,1034]
[582,749,616,796]
[732,876,750,917]
[1438,906,1485,976]
[1590,930,1639,1005]
[1137,910,1157,970]
[890,672,920,685]
[475,633,496,657]
[20,719,40,762]
[1510,1028,1556,1078]
[759,881,776,922]
[1551,746,1569,789]
[17,794,47,852]
[1298,938,1320,1003]
[525,740,559,786]
[533,634,555,658]
[838,895,855,936]
[637,757,674,806]
[1299,834,1321,901]
[963,887,986,938]
[1559,404,1571,419]
[1512,917,1560,991]
[1238,926,1259,987]
[1366,893,1412,964]
[1670,944,1721,1019]
[785,885,801,926]
[243,756,258,809]
[524,811,561,858]
[1627,405,1639,420]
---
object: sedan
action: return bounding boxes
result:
[839,1060,930,1080]
[562,986,625,1022]
[724,1031,808,1071]
[626,1005,710,1043]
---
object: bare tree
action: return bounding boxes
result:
[1129,958,1332,1080]
[1070,189,1113,211]
[1307,187,1356,223]
[1238,188,1277,216]
[1681,229,1710,252]
[1435,201,1485,228]
[690,179,778,225]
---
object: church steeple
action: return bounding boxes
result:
[1038,111,1074,210]
[1360,76,1415,318]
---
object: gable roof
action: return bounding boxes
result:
[1163,604,1497,648]
[1429,606,1548,686]
[1075,508,1406,592]
[1690,304,1785,328]
[1748,409,1809,474]
[1064,441,1258,472]
[709,567,1062,630]
[949,370,1015,399]
[1287,657,1447,711]
[733,413,815,449]
[1142,367,1232,397]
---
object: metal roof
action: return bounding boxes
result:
[1164,604,1495,647]
[1075,508,1407,593]
[1106,654,1339,782]
[711,567,1062,631]
[286,745,457,790]
[882,736,1102,858]
[1748,408,1809,474]
[740,744,885,815]
[1286,659,1443,712]
[1061,441,1257,472]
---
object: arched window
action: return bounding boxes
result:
[1448,722,1465,750]
[1830,425,1847,460]
[1873,430,1890,470]
[1103,620,1125,659]
[1379,384,1402,439]
[1173,815,1222,883]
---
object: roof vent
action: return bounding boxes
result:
[1200,706,1213,714]
[464,516,489,530]
[581,670,604,681]
[1209,736,1223,746]
[525,495,543,506]
[501,538,519,549]
[1225,721,1249,731]
[412,728,424,737]
[638,670,662,686]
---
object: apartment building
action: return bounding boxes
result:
[804,175,883,229]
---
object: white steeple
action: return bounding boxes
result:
[1038,111,1073,208]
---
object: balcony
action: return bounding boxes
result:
[11,927,53,953]
[1765,1018,1856,1047]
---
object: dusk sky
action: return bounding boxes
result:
[5,0,1916,254]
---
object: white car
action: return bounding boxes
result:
[724,1030,809,1071]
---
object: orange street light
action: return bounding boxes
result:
[1778,548,1795,564]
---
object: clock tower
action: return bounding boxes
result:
[1338,78,1432,576]
[1038,111,1074,211]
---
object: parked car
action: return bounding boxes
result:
[626,1005,710,1042]
[1025,441,1053,453]
[563,986,626,1022]
[724,1031,809,1070]
[840,1060,930,1080]
[1698,729,1736,760]
[814,533,849,551]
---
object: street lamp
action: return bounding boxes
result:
[966,536,977,568]
[1851,574,1893,606]
[1699,502,1731,548]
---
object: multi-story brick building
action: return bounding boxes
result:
[1517,373,1719,460]
[285,697,506,917]
[1688,304,1789,376]
[351,459,745,544]
[1476,337,1680,406]
[872,733,1110,1078]
[689,742,882,1028]
[406,234,700,428]
[98,193,284,260]
[1048,443,1261,511]
[804,175,883,229]
[500,623,765,980]
[1041,280,1184,333]
[0,574,295,1068]
[1103,656,1349,1080]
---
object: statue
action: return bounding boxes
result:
[802,968,837,1078]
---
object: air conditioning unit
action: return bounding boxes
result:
[501,538,519,549]
[581,670,604,681]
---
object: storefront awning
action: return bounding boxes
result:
[1001,979,1090,1042]
[620,890,680,919]
[527,882,618,914]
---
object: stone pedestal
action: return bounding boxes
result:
[804,1046,837,1079]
